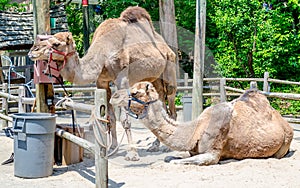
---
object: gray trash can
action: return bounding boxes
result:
[181,96,192,121]
[12,113,56,178]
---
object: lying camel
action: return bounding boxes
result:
[110,81,294,165]
[28,7,177,160]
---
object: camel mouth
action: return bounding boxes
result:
[27,53,39,60]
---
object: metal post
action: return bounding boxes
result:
[1,83,8,128]
[82,4,90,53]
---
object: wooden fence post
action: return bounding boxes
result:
[263,72,269,92]
[250,81,257,89]
[1,83,8,128]
[94,89,108,188]
[18,86,25,113]
[184,73,189,95]
[220,78,226,102]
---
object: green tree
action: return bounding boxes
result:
[0,0,27,11]
[207,0,300,81]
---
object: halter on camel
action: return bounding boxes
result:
[126,90,157,119]
[45,39,76,72]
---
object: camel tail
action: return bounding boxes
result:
[120,6,155,32]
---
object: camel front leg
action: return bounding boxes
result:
[120,108,140,161]
[169,152,220,166]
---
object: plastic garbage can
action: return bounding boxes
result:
[12,113,56,178]
[181,96,192,121]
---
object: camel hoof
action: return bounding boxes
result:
[125,151,140,161]
[160,145,171,152]
[147,145,160,152]
[164,156,181,163]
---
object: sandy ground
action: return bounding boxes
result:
[1,112,300,188]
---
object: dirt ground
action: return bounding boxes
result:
[1,112,300,188]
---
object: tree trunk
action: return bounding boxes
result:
[192,0,206,119]
[33,0,54,113]
[159,0,180,78]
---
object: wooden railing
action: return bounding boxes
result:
[0,72,299,127]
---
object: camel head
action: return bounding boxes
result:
[28,32,79,82]
[28,32,76,62]
[110,81,159,117]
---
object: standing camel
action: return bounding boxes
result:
[110,81,294,165]
[28,7,177,160]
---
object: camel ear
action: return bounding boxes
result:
[66,32,73,45]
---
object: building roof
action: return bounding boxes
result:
[0,4,68,50]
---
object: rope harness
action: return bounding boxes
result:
[46,40,76,72]
[126,91,157,119]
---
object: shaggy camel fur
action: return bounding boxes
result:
[28,7,177,160]
[110,81,294,165]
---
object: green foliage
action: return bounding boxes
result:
[175,93,183,106]
[269,85,300,115]
[100,1,159,21]
[65,4,85,56]
[63,1,300,115]
[0,0,27,11]
[207,0,300,81]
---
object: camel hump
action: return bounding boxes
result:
[120,6,153,26]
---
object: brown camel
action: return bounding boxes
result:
[110,81,294,165]
[28,7,177,160]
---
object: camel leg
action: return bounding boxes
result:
[120,110,140,161]
[169,152,220,165]
[147,79,167,152]
[166,91,177,120]
[169,104,232,165]
[115,76,140,161]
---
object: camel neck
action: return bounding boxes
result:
[140,100,198,151]
[61,52,102,84]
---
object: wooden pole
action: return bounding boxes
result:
[250,81,258,89]
[33,0,54,113]
[18,86,25,113]
[192,0,206,119]
[184,73,189,95]
[219,78,226,102]
[94,89,108,188]
[159,0,179,78]
[55,128,95,155]
[263,72,269,92]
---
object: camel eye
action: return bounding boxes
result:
[53,42,60,47]
[131,91,138,97]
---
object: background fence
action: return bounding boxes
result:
[0,71,299,128]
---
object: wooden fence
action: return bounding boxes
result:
[177,72,300,101]
[0,71,299,188]
[1,71,299,127]
[0,87,108,188]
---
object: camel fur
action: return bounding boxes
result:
[110,81,294,165]
[28,6,177,160]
